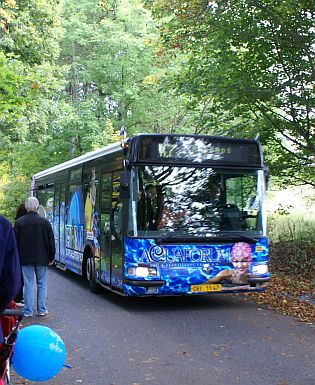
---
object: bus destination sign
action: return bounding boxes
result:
[138,136,261,166]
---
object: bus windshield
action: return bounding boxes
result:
[129,166,266,238]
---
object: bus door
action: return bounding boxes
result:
[111,174,124,288]
[59,183,66,265]
[100,173,124,288]
[100,174,112,285]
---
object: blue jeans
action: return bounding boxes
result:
[22,265,48,316]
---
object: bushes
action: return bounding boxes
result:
[267,213,315,279]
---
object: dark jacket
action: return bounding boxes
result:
[14,212,55,266]
[0,215,21,312]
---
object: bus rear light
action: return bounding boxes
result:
[127,267,157,277]
[252,264,268,275]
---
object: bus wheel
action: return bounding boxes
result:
[86,257,101,293]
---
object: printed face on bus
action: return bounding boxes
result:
[231,257,250,274]
[231,242,252,275]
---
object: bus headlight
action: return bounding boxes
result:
[252,264,268,275]
[127,267,157,277]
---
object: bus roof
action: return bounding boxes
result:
[33,141,122,179]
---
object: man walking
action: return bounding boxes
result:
[14,197,55,317]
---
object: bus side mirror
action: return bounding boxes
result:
[37,205,47,218]
[120,185,130,199]
[264,166,269,190]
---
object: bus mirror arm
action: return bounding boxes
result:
[120,169,130,199]
[120,185,130,199]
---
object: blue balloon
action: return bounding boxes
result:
[12,325,66,382]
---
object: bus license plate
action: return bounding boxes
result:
[190,284,222,293]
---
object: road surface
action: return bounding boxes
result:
[11,267,315,385]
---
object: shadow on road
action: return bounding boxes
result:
[51,267,255,313]
[102,292,255,313]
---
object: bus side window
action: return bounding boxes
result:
[36,185,46,206]
[112,174,122,239]
[144,184,158,230]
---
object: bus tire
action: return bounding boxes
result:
[86,256,101,293]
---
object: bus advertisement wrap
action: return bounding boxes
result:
[123,237,268,295]
[32,134,270,297]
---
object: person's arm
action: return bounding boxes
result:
[0,225,21,312]
[47,222,56,263]
[205,269,233,284]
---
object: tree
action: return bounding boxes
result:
[0,0,64,142]
[0,0,65,219]
[145,0,315,187]
[59,0,198,157]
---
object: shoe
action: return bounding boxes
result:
[38,310,48,316]
[24,313,32,317]
[15,302,24,307]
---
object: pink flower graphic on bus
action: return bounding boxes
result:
[85,168,97,234]
[205,242,252,286]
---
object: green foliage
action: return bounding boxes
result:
[58,0,198,156]
[0,51,26,124]
[1,0,199,216]
[0,0,65,218]
[1,0,62,64]
[1,0,314,222]
[146,0,315,187]
[0,139,68,220]
[0,0,64,142]
[268,213,315,278]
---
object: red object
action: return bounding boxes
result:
[0,301,18,382]
[0,301,17,339]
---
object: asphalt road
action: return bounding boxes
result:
[11,267,314,385]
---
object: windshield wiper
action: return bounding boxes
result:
[156,228,258,244]
[219,231,257,243]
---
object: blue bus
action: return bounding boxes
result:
[31,134,270,296]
